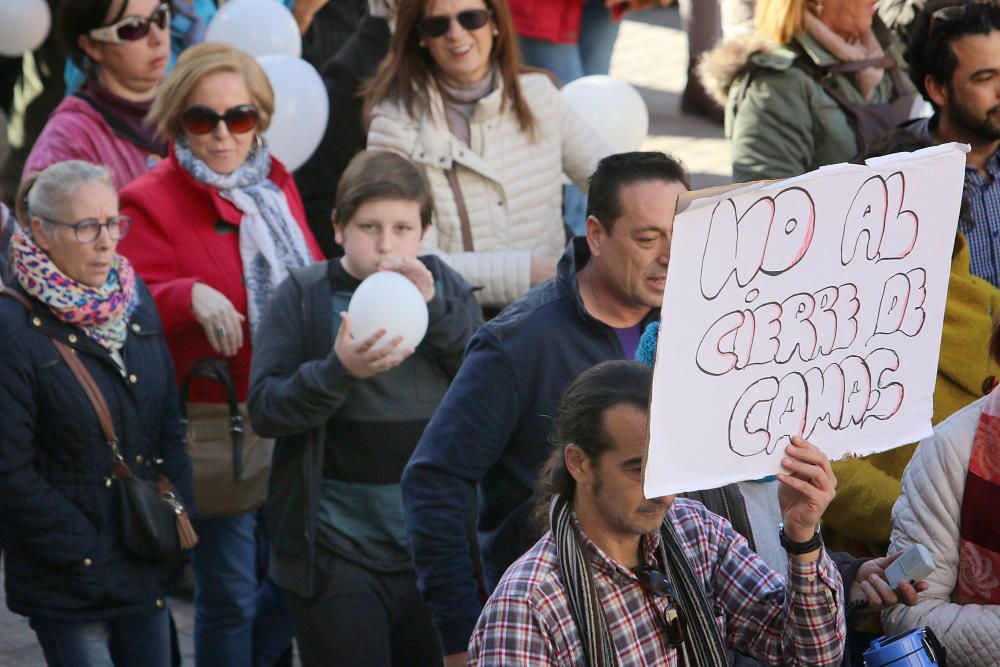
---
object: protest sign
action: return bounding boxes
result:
[643,144,968,498]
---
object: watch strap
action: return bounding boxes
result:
[779,523,823,554]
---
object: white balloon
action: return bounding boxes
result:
[256,55,329,171]
[0,0,51,57]
[205,0,301,58]
[347,272,429,351]
[560,75,649,153]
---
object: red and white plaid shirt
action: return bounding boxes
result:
[468,498,845,666]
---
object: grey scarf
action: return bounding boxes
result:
[550,495,729,667]
[438,69,495,146]
[175,139,313,338]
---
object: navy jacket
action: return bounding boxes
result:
[400,238,660,653]
[0,279,193,621]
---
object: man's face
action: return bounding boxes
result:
[576,404,674,541]
[934,31,1000,142]
[588,179,688,311]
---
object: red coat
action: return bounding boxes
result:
[509,0,583,44]
[118,148,323,403]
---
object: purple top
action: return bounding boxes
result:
[614,323,642,360]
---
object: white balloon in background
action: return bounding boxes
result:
[0,0,51,57]
[205,0,301,58]
[560,75,649,153]
[347,271,429,351]
[256,54,328,172]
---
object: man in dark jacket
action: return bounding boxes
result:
[401,151,690,663]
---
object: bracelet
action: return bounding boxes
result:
[779,523,823,554]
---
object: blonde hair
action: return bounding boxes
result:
[147,42,275,141]
[754,0,806,45]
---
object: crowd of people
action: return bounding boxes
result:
[1,0,999,666]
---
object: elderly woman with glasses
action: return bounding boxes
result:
[24,0,173,190]
[117,42,322,667]
[363,0,611,310]
[0,160,193,667]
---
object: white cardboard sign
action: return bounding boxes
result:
[643,144,968,498]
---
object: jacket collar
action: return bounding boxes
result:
[165,141,293,225]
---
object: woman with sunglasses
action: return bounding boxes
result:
[699,0,918,183]
[117,42,322,667]
[0,160,193,667]
[24,0,172,191]
[363,0,611,310]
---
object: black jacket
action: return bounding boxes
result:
[400,238,661,653]
[295,13,391,257]
[247,257,482,598]
[0,279,192,621]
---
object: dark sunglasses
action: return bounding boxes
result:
[418,8,492,38]
[181,104,260,136]
[41,215,132,244]
[88,2,171,44]
[633,566,687,648]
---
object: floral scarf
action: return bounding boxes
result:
[174,138,313,338]
[958,386,1000,604]
[11,230,137,352]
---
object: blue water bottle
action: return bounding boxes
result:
[863,627,947,666]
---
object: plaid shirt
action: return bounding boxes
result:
[963,151,1000,288]
[468,499,845,666]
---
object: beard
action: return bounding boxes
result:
[946,91,1000,143]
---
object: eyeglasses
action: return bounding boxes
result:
[41,215,132,243]
[633,566,687,648]
[180,104,260,136]
[88,3,171,44]
[418,8,492,38]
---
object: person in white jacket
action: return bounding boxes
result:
[883,344,1000,666]
[363,0,612,309]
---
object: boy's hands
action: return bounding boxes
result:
[380,258,435,302]
[334,312,413,378]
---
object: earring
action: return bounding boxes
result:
[492,28,499,36]
[419,39,426,47]
[254,133,264,151]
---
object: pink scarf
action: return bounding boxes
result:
[958,387,1000,604]
[11,230,137,352]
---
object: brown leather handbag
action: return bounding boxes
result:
[180,358,273,518]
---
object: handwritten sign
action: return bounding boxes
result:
[643,145,967,498]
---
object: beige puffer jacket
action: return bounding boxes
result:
[367,72,610,307]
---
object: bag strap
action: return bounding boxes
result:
[178,357,245,478]
[445,167,475,252]
[0,287,131,479]
[72,91,167,157]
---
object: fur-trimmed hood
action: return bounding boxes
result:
[698,33,780,107]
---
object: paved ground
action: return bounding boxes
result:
[0,6,731,664]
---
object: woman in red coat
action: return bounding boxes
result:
[118,43,321,667]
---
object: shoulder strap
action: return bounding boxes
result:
[445,167,475,252]
[0,286,130,477]
[72,91,166,158]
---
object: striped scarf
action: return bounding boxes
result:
[958,387,1000,604]
[550,495,728,667]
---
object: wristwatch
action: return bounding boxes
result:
[779,523,823,554]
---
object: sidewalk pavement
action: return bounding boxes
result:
[0,6,731,665]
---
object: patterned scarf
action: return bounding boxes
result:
[10,229,136,352]
[958,387,1000,604]
[174,138,313,338]
[549,495,728,667]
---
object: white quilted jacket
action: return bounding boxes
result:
[367,72,611,307]
[882,396,1000,666]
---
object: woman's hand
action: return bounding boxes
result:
[191,282,246,358]
[777,436,837,558]
[849,553,929,614]
[530,256,559,286]
[380,258,436,302]
[334,312,413,378]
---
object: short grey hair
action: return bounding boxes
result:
[17,161,114,234]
